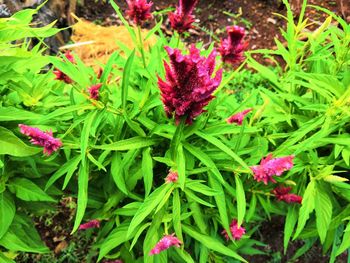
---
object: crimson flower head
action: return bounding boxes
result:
[88,83,103,99]
[165,171,178,183]
[272,186,302,204]
[19,124,62,156]
[226,108,253,125]
[250,154,294,185]
[126,0,153,25]
[78,219,100,230]
[221,219,245,241]
[158,45,222,124]
[149,233,181,255]
[53,51,75,84]
[169,0,198,33]
[219,26,248,65]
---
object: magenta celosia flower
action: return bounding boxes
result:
[19,124,62,156]
[88,83,102,99]
[78,219,100,230]
[218,26,248,65]
[158,45,222,124]
[149,233,181,255]
[169,0,198,33]
[272,186,302,204]
[250,154,294,185]
[165,171,178,183]
[221,219,245,241]
[126,0,153,25]
[226,108,253,125]
[53,51,75,84]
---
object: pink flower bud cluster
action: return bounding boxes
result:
[272,186,302,204]
[78,219,101,230]
[169,0,198,33]
[221,219,246,241]
[88,83,103,100]
[126,0,153,25]
[53,51,75,84]
[19,124,62,156]
[226,108,253,125]
[149,233,182,255]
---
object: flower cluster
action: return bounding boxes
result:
[165,171,178,183]
[88,83,103,100]
[53,51,75,84]
[272,186,302,204]
[149,234,182,255]
[221,219,246,241]
[169,0,198,33]
[158,45,222,124]
[218,26,248,65]
[126,0,153,25]
[250,154,294,184]
[226,108,253,125]
[19,124,62,156]
[78,219,101,230]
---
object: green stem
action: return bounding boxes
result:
[234,121,246,152]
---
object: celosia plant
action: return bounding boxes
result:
[126,0,153,25]
[149,234,182,255]
[168,0,198,33]
[218,25,248,65]
[226,108,253,125]
[272,186,302,204]
[222,219,246,241]
[18,124,62,156]
[250,154,294,184]
[158,45,222,124]
[78,219,101,230]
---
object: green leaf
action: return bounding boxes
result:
[294,180,316,239]
[0,215,49,253]
[246,194,257,223]
[111,152,128,195]
[127,184,172,237]
[0,251,15,263]
[72,162,89,233]
[177,144,186,190]
[284,205,298,253]
[173,189,183,242]
[315,183,332,244]
[121,50,135,110]
[94,137,161,151]
[45,155,81,190]
[8,178,55,202]
[185,189,214,207]
[336,222,350,256]
[186,180,218,196]
[129,222,151,251]
[142,147,153,197]
[235,175,246,226]
[182,224,247,262]
[0,107,41,121]
[195,131,250,171]
[0,127,41,156]
[0,193,15,239]
[81,111,97,167]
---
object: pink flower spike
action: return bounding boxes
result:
[169,0,198,33]
[149,233,181,255]
[219,26,248,65]
[272,186,302,204]
[158,45,222,125]
[78,219,100,230]
[64,50,75,63]
[19,124,62,156]
[165,171,178,183]
[53,51,75,84]
[126,0,153,26]
[88,83,103,99]
[221,219,245,241]
[250,154,294,185]
[226,108,253,125]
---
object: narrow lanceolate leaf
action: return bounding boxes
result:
[336,222,350,256]
[195,131,250,171]
[0,193,15,239]
[284,205,298,253]
[81,111,97,167]
[182,224,247,262]
[173,189,183,242]
[94,137,161,151]
[8,178,55,202]
[121,50,135,110]
[142,147,153,197]
[111,152,128,195]
[127,184,172,237]
[177,144,186,190]
[294,180,316,239]
[72,162,89,233]
[315,183,332,244]
[235,175,246,226]
[0,251,15,263]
